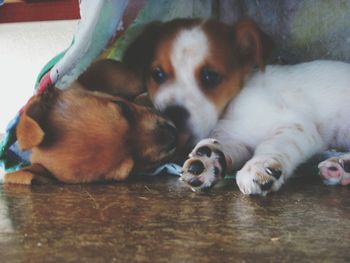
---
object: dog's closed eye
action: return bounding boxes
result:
[113,100,135,124]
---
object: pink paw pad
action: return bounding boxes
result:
[318,157,350,186]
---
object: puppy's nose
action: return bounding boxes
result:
[163,105,189,132]
[158,121,178,150]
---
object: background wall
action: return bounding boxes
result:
[219,0,350,64]
[0,20,77,133]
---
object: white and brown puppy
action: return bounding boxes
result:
[123,18,350,195]
[123,19,272,156]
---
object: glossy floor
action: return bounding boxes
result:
[0,174,349,263]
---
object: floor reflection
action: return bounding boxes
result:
[0,175,349,262]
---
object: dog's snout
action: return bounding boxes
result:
[163,105,189,132]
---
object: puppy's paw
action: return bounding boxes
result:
[4,170,34,185]
[181,138,226,190]
[236,157,285,195]
[318,154,350,186]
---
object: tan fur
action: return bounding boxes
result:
[5,72,176,185]
[5,163,55,185]
[5,171,34,185]
[147,35,176,100]
[16,112,45,151]
[78,59,143,99]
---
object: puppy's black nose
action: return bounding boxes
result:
[163,105,189,132]
[158,122,178,150]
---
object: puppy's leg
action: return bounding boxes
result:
[318,154,350,186]
[4,164,55,185]
[106,158,134,181]
[236,123,324,195]
[181,134,252,190]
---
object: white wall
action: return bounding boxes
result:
[0,20,77,133]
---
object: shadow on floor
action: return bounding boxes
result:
[0,173,349,263]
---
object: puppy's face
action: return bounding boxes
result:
[16,86,177,183]
[124,19,272,147]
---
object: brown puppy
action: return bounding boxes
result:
[4,82,176,185]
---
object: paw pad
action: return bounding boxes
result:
[188,178,203,187]
[318,155,350,186]
[255,179,274,191]
[339,159,350,173]
[181,139,226,190]
[196,146,212,157]
[187,160,205,175]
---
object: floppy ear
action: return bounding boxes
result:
[16,99,46,151]
[234,20,273,71]
[16,88,58,151]
[122,22,163,79]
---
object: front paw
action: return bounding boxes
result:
[236,157,285,195]
[318,154,350,186]
[181,138,226,190]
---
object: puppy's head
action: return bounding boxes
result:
[16,85,177,183]
[123,19,272,147]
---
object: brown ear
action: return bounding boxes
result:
[234,20,273,71]
[16,99,45,151]
[122,22,163,80]
[16,88,59,151]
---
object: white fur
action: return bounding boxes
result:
[150,26,350,194]
[153,27,218,141]
[208,60,350,194]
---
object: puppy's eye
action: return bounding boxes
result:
[151,67,167,84]
[113,100,135,124]
[200,68,222,89]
